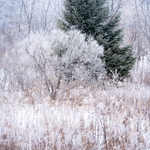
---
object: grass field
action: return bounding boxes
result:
[0,78,150,149]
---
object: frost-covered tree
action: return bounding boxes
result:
[3,29,105,99]
[58,0,135,80]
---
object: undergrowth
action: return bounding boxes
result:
[0,81,150,149]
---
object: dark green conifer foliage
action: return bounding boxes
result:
[58,0,135,80]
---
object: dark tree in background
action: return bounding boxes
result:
[58,0,135,81]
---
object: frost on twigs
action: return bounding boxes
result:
[1,29,105,99]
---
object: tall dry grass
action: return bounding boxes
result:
[0,81,150,149]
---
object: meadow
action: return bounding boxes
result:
[0,61,150,150]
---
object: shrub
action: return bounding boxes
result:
[2,29,105,99]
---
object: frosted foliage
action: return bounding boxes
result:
[49,30,105,82]
[16,29,105,84]
[17,32,51,66]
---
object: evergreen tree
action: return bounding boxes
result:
[58,0,135,80]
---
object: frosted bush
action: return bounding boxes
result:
[1,29,105,98]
